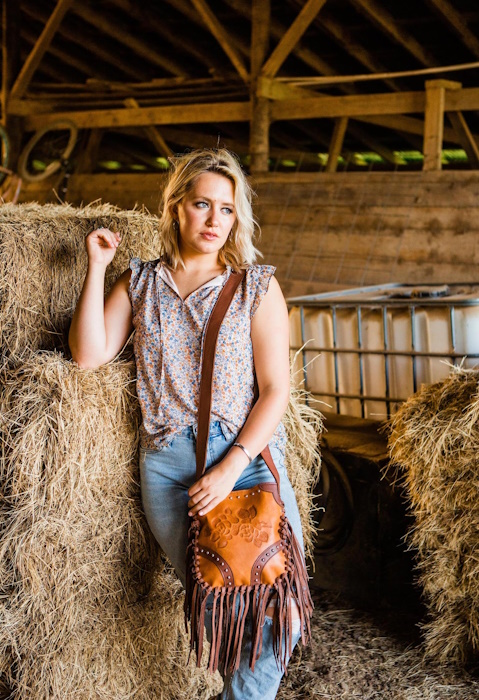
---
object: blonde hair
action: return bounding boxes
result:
[158,148,260,271]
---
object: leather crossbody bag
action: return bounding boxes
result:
[185,269,313,675]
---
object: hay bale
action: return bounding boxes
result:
[0,352,320,698]
[388,367,479,665]
[283,380,322,562]
[0,353,221,699]
[0,202,161,365]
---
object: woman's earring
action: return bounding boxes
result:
[173,220,179,232]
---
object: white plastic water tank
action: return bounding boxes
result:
[288,283,479,420]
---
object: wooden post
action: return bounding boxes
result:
[249,0,271,174]
[2,0,22,168]
[423,79,461,171]
[74,129,104,174]
[326,117,348,172]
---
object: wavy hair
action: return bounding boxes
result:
[157,148,260,271]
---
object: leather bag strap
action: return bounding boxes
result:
[195,269,281,490]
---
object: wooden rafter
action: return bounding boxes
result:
[21,28,94,81]
[23,101,252,131]
[312,14,401,92]
[10,0,75,100]
[124,98,173,158]
[326,117,348,172]
[189,0,249,82]
[71,4,186,77]
[75,129,103,174]
[350,0,437,67]
[113,0,228,79]
[357,114,457,143]
[269,90,426,120]
[2,0,21,122]
[23,5,145,81]
[224,0,346,86]
[346,122,398,164]
[163,0,251,61]
[426,0,479,58]
[447,111,479,167]
[262,0,329,77]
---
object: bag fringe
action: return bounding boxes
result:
[185,514,314,675]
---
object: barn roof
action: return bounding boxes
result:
[3,0,479,173]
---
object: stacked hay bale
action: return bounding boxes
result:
[0,203,320,699]
[0,202,162,367]
[388,368,479,665]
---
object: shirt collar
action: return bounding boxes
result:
[156,263,230,296]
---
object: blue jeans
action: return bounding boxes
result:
[140,422,304,700]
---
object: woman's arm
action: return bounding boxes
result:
[188,276,290,516]
[69,228,134,368]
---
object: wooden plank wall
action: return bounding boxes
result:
[18,170,479,297]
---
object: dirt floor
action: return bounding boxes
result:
[277,588,479,700]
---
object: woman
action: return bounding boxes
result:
[69,148,307,699]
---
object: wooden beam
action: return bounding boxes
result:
[355,113,457,144]
[224,0,348,87]
[22,28,93,80]
[10,0,75,100]
[258,77,325,101]
[262,0,329,77]
[249,0,271,173]
[317,14,400,92]
[326,117,348,172]
[351,0,437,67]
[71,4,186,77]
[74,129,103,174]
[447,111,479,168]
[346,122,398,164]
[23,101,252,131]
[426,0,479,58]
[163,0,251,61]
[423,80,462,171]
[190,0,249,82]
[251,0,270,79]
[113,0,227,79]
[2,0,22,169]
[2,0,21,122]
[250,98,271,173]
[269,90,426,121]
[445,85,479,111]
[23,4,145,81]
[124,98,173,158]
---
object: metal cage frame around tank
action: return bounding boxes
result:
[287,282,479,419]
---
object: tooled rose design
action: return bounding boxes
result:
[204,505,271,549]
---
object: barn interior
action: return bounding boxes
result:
[2,1,479,698]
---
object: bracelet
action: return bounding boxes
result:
[232,442,253,463]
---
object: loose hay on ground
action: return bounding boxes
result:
[387,367,479,665]
[0,202,161,366]
[277,590,479,700]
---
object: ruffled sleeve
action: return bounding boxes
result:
[248,264,277,319]
[128,257,144,314]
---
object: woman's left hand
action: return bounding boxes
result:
[187,457,245,517]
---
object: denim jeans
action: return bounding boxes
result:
[140,422,304,700]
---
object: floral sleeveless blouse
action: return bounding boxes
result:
[128,259,287,453]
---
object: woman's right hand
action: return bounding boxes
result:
[86,227,122,267]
